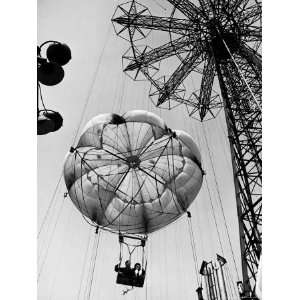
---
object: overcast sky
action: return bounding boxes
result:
[38,1,242,299]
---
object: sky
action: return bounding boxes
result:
[37,1,244,299]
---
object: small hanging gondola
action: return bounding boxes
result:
[115,234,147,288]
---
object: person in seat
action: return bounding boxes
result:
[133,263,145,285]
[115,260,134,278]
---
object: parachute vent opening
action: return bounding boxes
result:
[110,113,126,125]
[126,155,141,168]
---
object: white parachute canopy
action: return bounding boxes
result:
[64,110,204,234]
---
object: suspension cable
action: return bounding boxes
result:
[116,73,127,114]
[215,114,232,170]
[72,23,113,146]
[77,227,93,300]
[201,123,240,280]
[224,264,239,300]
[187,211,201,287]
[85,227,101,300]
[38,21,110,238]
[204,176,225,256]
[224,269,235,300]
[39,24,112,243]
[190,119,226,257]
[38,174,63,238]
[48,207,73,300]
[38,196,66,282]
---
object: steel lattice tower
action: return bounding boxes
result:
[112,0,262,298]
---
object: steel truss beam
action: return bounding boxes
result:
[124,37,193,71]
[113,15,192,35]
[196,55,216,121]
[157,49,204,105]
[215,52,261,297]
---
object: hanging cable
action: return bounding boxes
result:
[72,23,113,146]
[144,241,149,300]
[38,196,66,282]
[215,115,232,170]
[39,22,113,254]
[37,26,113,241]
[186,211,201,287]
[189,119,226,257]
[77,227,93,300]
[116,73,127,114]
[201,123,240,280]
[111,71,123,113]
[163,230,169,300]
[204,176,225,256]
[145,273,148,300]
[84,227,101,300]
[38,174,63,238]
[48,206,73,300]
[223,266,234,300]
[225,265,239,300]
[37,20,112,254]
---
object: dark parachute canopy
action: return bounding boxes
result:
[64,110,203,234]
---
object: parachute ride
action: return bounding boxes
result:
[64,110,204,234]
[63,110,204,288]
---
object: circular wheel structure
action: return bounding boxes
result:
[112,0,261,120]
[112,0,262,297]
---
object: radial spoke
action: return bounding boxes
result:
[157,49,204,105]
[195,55,216,120]
[113,15,193,35]
[125,37,193,71]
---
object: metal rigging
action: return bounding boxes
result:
[112,0,262,298]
